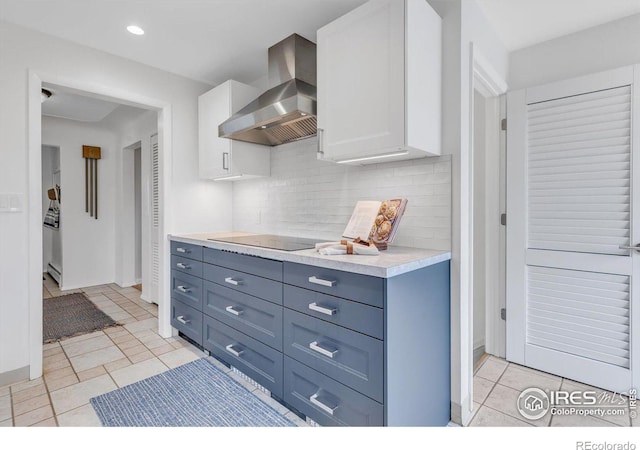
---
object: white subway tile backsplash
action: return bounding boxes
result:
[232,138,451,251]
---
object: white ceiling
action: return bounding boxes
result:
[5,0,640,122]
[2,0,639,83]
[476,0,640,51]
[0,0,367,86]
[41,86,121,122]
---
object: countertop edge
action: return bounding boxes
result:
[168,234,451,278]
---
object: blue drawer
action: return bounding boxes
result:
[171,254,203,278]
[202,280,283,351]
[203,264,283,305]
[203,316,283,398]
[204,248,283,282]
[171,298,203,346]
[283,309,383,403]
[284,285,383,340]
[171,241,203,261]
[283,262,384,308]
[284,356,383,427]
[171,270,202,311]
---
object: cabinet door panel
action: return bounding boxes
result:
[317,0,405,160]
[171,254,203,278]
[284,284,383,339]
[171,270,203,311]
[284,356,383,426]
[203,280,283,351]
[284,262,384,308]
[203,316,283,398]
[170,241,203,260]
[171,298,203,346]
[284,309,383,402]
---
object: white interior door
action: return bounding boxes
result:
[149,133,160,303]
[506,65,639,393]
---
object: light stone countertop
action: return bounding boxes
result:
[169,232,451,278]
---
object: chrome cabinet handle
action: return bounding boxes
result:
[308,302,336,316]
[176,247,190,254]
[225,344,243,357]
[309,393,337,416]
[176,285,191,293]
[225,305,243,316]
[176,315,189,325]
[309,341,337,359]
[317,128,325,158]
[308,276,336,287]
[176,262,190,269]
[222,152,229,170]
[618,244,640,251]
[225,277,241,286]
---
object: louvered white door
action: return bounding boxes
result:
[506,65,640,393]
[149,133,160,304]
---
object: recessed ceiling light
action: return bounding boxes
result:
[127,25,144,36]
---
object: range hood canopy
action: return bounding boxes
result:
[218,33,317,146]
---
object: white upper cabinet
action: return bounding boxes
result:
[317,0,441,165]
[198,80,270,180]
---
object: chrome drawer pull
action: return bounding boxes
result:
[308,302,337,316]
[225,305,244,316]
[309,341,338,358]
[309,393,337,416]
[225,344,243,357]
[308,276,336,287]
[176,247,190,254]
[176,315,190,325]
[176,285,191,293]
[176,262,190,269]
[225,277,241,286]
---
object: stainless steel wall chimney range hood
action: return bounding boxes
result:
[218,34,317,146]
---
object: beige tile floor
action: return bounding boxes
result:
[0,275,306,427]
[470,354,637,427]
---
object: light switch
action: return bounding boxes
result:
[0,193,24,212]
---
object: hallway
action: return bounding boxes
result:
[0,277,306,426]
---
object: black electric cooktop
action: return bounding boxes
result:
[207,234,321,251]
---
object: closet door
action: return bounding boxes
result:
[506,65,639,393]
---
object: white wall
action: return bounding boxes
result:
[233,139,452,250]
[42,116,119,289]
[510,14,640,90]
[0,20,231,380]
[428,0,509,425]
[107,107,158,290]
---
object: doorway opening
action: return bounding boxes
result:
[29,74,172,379]
[42,145,62,286]
[466,45,508,424]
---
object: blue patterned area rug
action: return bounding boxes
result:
[90,358,296,427]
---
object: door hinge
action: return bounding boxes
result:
[500,213,507,226]
[501,118,507,131]
[501,308,506,321]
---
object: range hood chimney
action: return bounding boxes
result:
[218,34,317,146]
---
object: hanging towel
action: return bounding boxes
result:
[315,241,380,256]
[44,199,60,229]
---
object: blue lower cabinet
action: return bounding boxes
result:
[203,315,283,398]
[171,270,203,311]
[284,356,383,427]
[283,308,384,403]
[203,281,283,351]
[171,298,203,346]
